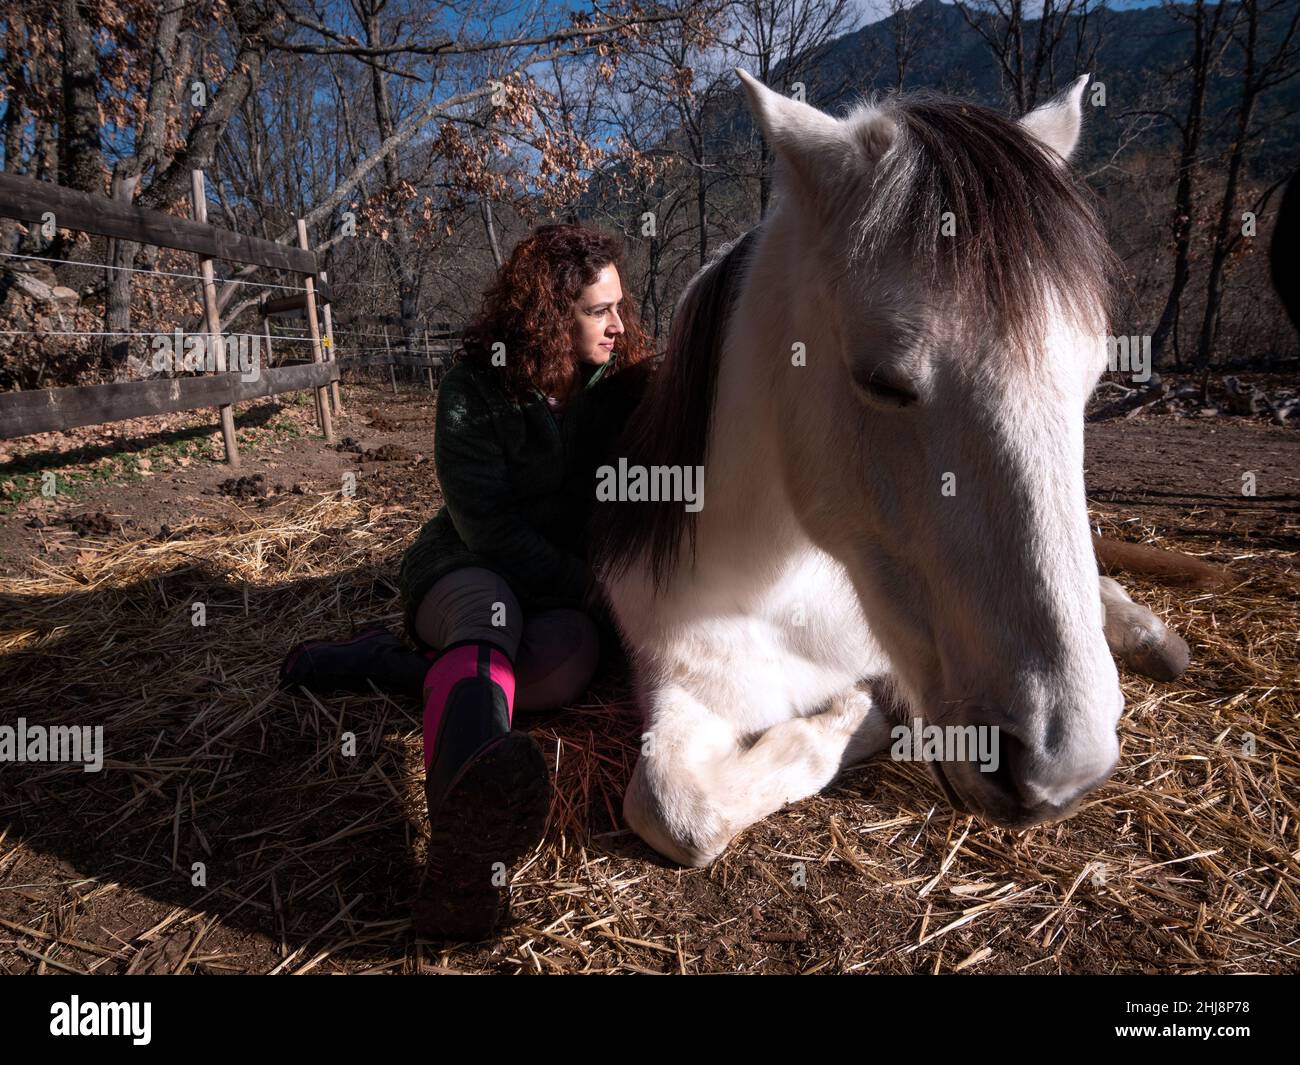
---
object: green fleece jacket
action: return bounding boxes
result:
[398,350,652,640]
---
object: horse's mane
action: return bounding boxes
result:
[587,90,1115,595]
[849,90,1116,346]
[586,227,761,592]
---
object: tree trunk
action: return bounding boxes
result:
[138,0,188,173]
[1195,104,1254,368]
[698,143,708,268]
[136,0,275,212]
[0,34,28,264]
[104,165,141,378]
[645,211,663,338]
[1150,0,1223,370]
[480,196,504,268]
[364,4,421,356]
[1195,6,1260,368]
[58,0,102,194]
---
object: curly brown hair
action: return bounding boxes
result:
[457,223,655,403]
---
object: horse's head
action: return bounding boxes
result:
[738,70,1121,829]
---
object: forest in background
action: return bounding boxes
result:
[0,0,1296,392]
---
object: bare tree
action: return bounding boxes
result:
[58,0,103,194]
[888,0,940,89]
[1195,0,1300,367]
[952,0,1103,111]
[729,0,858,217]
[1143,0,1236,369]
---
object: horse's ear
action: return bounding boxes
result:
[736,68,891,202]
[1018,74,1089,163]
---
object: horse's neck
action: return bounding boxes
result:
[688,284,811,589]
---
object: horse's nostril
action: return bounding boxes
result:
[931,710,1116,828]
[979,732,1028,803]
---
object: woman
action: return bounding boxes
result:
[279,224,656,939]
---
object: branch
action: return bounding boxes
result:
[268,9,683,59]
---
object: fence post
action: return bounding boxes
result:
[189,170,240,468]
[105,164,139,375]
[424,329,434,392]
[384,327,397,394]
[296,218,334,443]
[319,268,343,416]
[262,315,273,368]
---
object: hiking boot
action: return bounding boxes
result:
[412,641,552,941]
[279,624,422,695]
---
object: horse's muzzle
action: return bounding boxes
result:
[929,754,1115,830]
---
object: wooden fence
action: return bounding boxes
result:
[335,325,457,392]
[0,170,337,467]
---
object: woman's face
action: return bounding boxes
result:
[571,263,625,365]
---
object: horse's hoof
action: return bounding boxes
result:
[1123,627,1191,682]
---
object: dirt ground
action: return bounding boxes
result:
[0,370,1296,974]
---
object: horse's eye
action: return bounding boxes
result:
[854,365,919,407]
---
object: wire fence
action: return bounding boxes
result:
[1,249,308,291]
[1,243,459,390]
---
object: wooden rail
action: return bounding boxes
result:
[0,172,317,273]
[0,171,335,461]
[336,348,451,394]
[338,355,446,368]
[0,363,338,438]
[259,280,333,318]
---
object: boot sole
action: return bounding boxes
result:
[413,731,552,941]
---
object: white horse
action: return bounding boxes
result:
[589,70,1187,868]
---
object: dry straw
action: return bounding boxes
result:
[0,494,1295,974]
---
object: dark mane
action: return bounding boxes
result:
[852,90,1116,344]
[586,227,761,593]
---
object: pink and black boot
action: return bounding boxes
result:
[279,624,429,697]
[413,639,552,940]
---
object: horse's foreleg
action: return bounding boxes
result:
[623,685,892,868]
[821,685,897,767]
[1099,575,1190,681]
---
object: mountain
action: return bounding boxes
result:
[756,0,1299,176]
